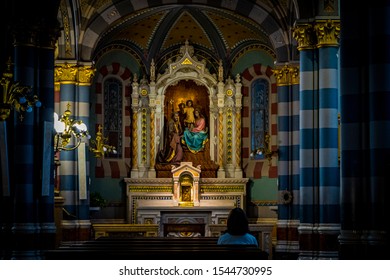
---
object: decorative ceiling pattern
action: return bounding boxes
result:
[110,10,169,50]
[161,11,214,51]
[96,5,275,63]
[59,0,317,65]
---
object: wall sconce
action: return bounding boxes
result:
[89,124,117,158]
[53,103,89,195]
[0,57,41,121]
[250,131,278,165]
[53,103,90,152]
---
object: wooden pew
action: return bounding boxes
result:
[45,237,268,260]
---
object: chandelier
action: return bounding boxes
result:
[0,57,41,121]
[89,124,117,158]
[53,103,89,151]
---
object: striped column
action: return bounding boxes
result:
[366,5,390,257]
[37,30,57,254]
[294,20,341,259]
[77,65,94,229]
[275,64,300,259]
[12,32,40,259]
[339,2,390,259]
[54,63,94,243]
[294,23,320,259]
[56,66,78,243]
[316,20,340,259]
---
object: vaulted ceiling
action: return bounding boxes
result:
[95,5,274,62]
[54,0,339,74]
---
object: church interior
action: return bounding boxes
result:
[0,0,389,260]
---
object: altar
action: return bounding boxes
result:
[124,42,249,237]
[125,162,248,237]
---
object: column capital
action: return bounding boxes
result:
[54,63,95,84]
[292,23,316,51]
[315,19,341,48]
[273,64,299,86]
[78,65,96,85]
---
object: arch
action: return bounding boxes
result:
[241,63,278,179]
[78,1,290,62]
[154,41,217,166]
[93,62,132,178]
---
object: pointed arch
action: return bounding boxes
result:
[94,62,132,178]
[241,63,278,179]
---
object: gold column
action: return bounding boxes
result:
[226,108,233,164]
[141,108,147,163]
[132,110,138,169]
[150,108,155,167]
[218,109,224,168]
[235,110,241,168]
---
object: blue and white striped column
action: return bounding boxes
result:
[12,35,40,259]
[76,67,92,239]
[339,2,390,259]
[37,34,57,254]
[275,64,300,259]
[317,43,340,259]
[55,63,93,243]
[56,64,80,243]
[294,20,341,259]
[299,45,319,259]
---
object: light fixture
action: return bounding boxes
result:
[250,131,278,165]
[53,103,90,152]
[89,124,117,158]
[53,104,89,195]
[0,57,41,121]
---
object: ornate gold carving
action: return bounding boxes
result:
[218,59,224,82]
[78,65,95,85]
[150,109,155,167]
[55,63,95,85]
[54,63,77,83]
[141,109,147,163]
[181,58,192,65]
[273,64,300,86]
[226,109,233,164]
[226,89,233,96]
[315,19,340,48]
[273,64,289,86]
[132,111,138,168]
[140,88,148,96]
[292,23,316,51]
[200,185,245,192]
[218,110,224,166]
[128,186,172,192]
[235,111,241,168]
[290,66,300,85]
[59,1,72,57]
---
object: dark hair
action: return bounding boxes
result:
[226,207,250,235]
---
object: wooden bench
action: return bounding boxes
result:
[45,237,268,260]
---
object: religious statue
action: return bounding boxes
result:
[181,99,195,129]
[157,111,183,165]
[181,107,208,153]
